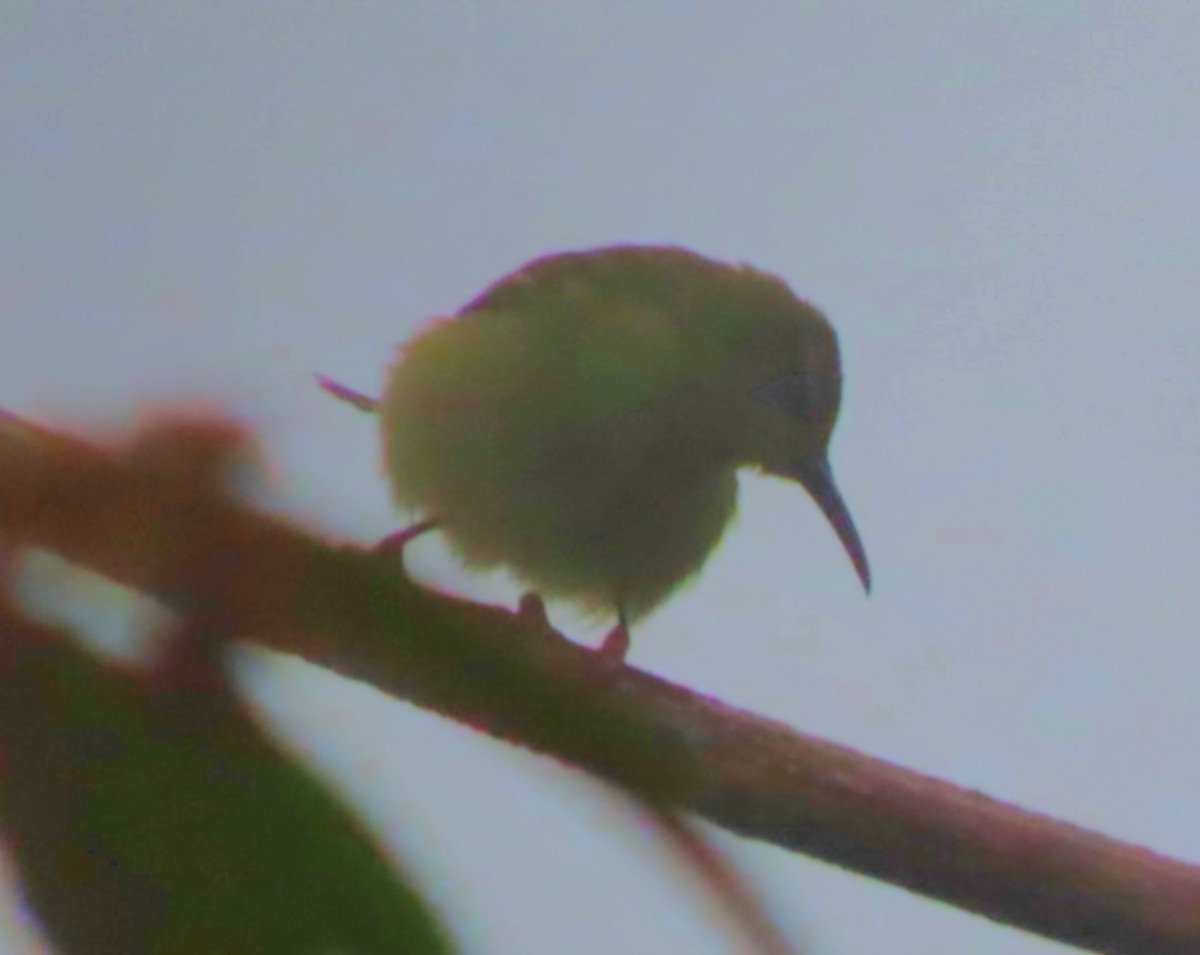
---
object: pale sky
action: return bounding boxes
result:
[4,4,1200,953]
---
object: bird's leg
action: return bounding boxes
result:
[516,592,554,632]
[375,518,439,555]
[515,594,629,667]
[597,605,630,665]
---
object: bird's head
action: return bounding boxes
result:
[697,267,871,593]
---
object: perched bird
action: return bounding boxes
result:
[373,245,869,658]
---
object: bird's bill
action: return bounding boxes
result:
[791,457,871,593]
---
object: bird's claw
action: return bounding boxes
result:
[596,619,630,668]
[374,519,439,556]
[516,592,552,631]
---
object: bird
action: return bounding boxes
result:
[364,245,869,659]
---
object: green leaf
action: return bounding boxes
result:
[0,611,452,955]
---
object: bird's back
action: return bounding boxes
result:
[381,247,751,617]
[461,244,765,325]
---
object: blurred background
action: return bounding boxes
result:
[3,4,1200,952]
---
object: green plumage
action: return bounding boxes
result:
[380,245,868,627]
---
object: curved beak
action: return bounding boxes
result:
[791,457,871,593]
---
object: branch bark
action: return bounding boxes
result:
[1,408,1198,955]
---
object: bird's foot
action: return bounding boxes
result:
[369,519,439,579]
[374,519,439,556]
[516,594,628,672]
[596,617,630,668]
[516,592,553,632]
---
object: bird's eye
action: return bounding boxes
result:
[750,373,831,421]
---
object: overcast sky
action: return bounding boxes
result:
[4,4,1200,953]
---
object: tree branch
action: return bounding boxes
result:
[1,408,1197,954]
